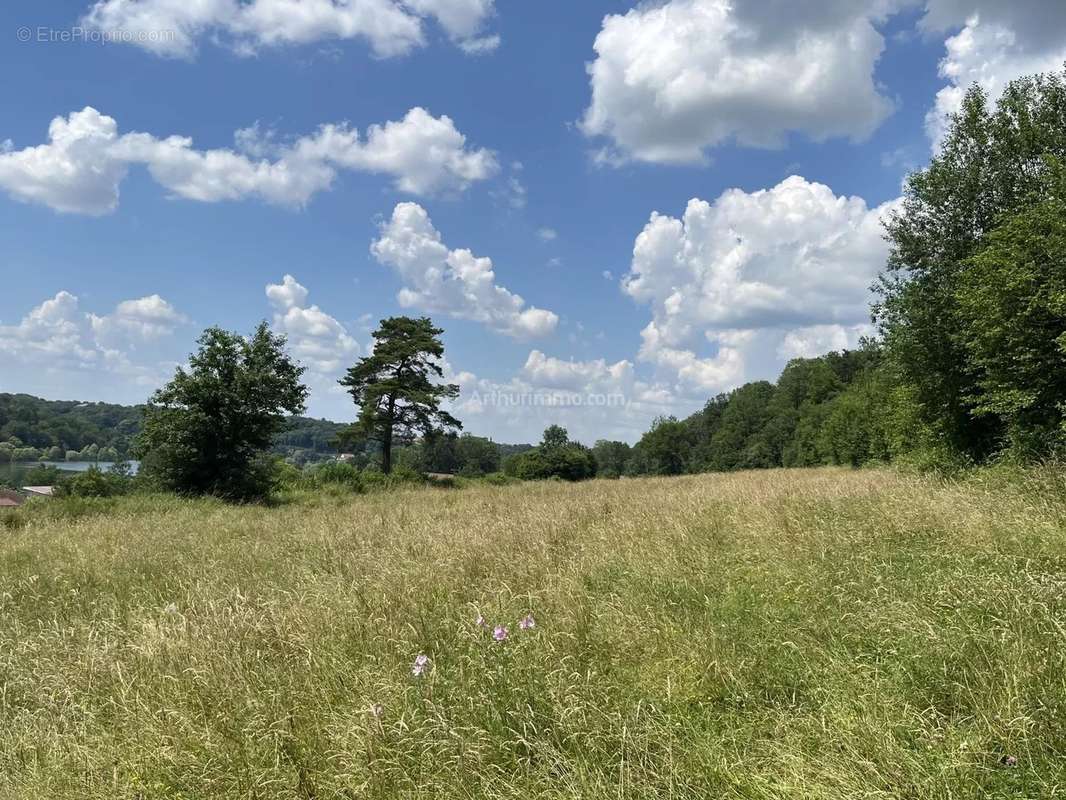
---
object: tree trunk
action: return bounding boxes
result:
[382,396,396,474]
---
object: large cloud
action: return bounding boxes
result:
[581,0,898,164]
[919,2,1066,148]
[0,107,497,215]
[266,274,359,377]
[81,0,498,59]
[0,291,185,389]
[582,0,1066,163]
[371,202,559,339]
[623,176,896,391]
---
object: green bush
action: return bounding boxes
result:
[21,465,67,486]
[308,461,364,491]
[480,472,516,486]
[504,443,597,482]
[62,465,136,498]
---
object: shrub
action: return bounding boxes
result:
[62,465,136,498]
[309,461,364,492]
[21,465,68,487]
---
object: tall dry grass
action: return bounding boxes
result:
[1,467,1064,798]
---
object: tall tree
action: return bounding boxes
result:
[877,70,1066,461]
[338,317,461,474]
[955,160,1066,456]
[136,323,308,500]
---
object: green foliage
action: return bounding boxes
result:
[625,347,886,476]
[591,440,631,478]
[136,323,308,501]
[21,464,68,487]
[954,163,1066,457]
[339,317,461,474]
[504,426,597,481]
[306,461,365,492]
[1,393,345,465]
[62,465,135,498]
[628,417,691,476]
[818,378,891,467]
[0,393,141,458]
[877,69,1066,462]
[273,417,353,463]
[396,431,511,477]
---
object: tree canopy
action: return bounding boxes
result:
[136,323,308,500]
[338,317,461,474]
[877,70,1066,462]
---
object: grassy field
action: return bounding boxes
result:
[1,468,1065,798]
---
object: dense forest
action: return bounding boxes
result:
[598,346,886,478]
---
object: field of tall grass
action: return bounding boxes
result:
[1,467,1065,798]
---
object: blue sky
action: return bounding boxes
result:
[2,0,1065,443]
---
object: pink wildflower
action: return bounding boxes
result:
[411,654,429,676]
[493,625,508,642]
[519,614,536,630]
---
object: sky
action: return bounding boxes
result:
[2,0,1065,444]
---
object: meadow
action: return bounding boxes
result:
[1,467,1065,798]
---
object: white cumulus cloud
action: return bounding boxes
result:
[82,0,499,59]
[371,202,559,339]
[90,294,188,345]
[266,274,359,377]
[920,3,1066,148]
[581,0,898,164]
[0,106,497,215]
[777,323,874,361]
[624,175,897,391]
[0,291,185,386]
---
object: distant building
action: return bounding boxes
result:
[337,453,356,462]
[22,486,55,497]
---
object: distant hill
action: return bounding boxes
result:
[0,393,349,463]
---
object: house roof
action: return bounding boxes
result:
[22,486,55,496]
[0,489,23,507]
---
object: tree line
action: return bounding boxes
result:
[0,393,352,465]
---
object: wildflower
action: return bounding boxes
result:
[493,625,508,642]
[1000,755,1018,767]
[411,654,429,676]
[475,613,487,628]
[369,703,384,719]
[519,614,536,630]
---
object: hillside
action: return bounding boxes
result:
[1,467,1063,797]
[0,393,350,463]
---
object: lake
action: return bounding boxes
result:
[0,461,140,485]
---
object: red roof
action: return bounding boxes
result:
[0,498,21,507]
